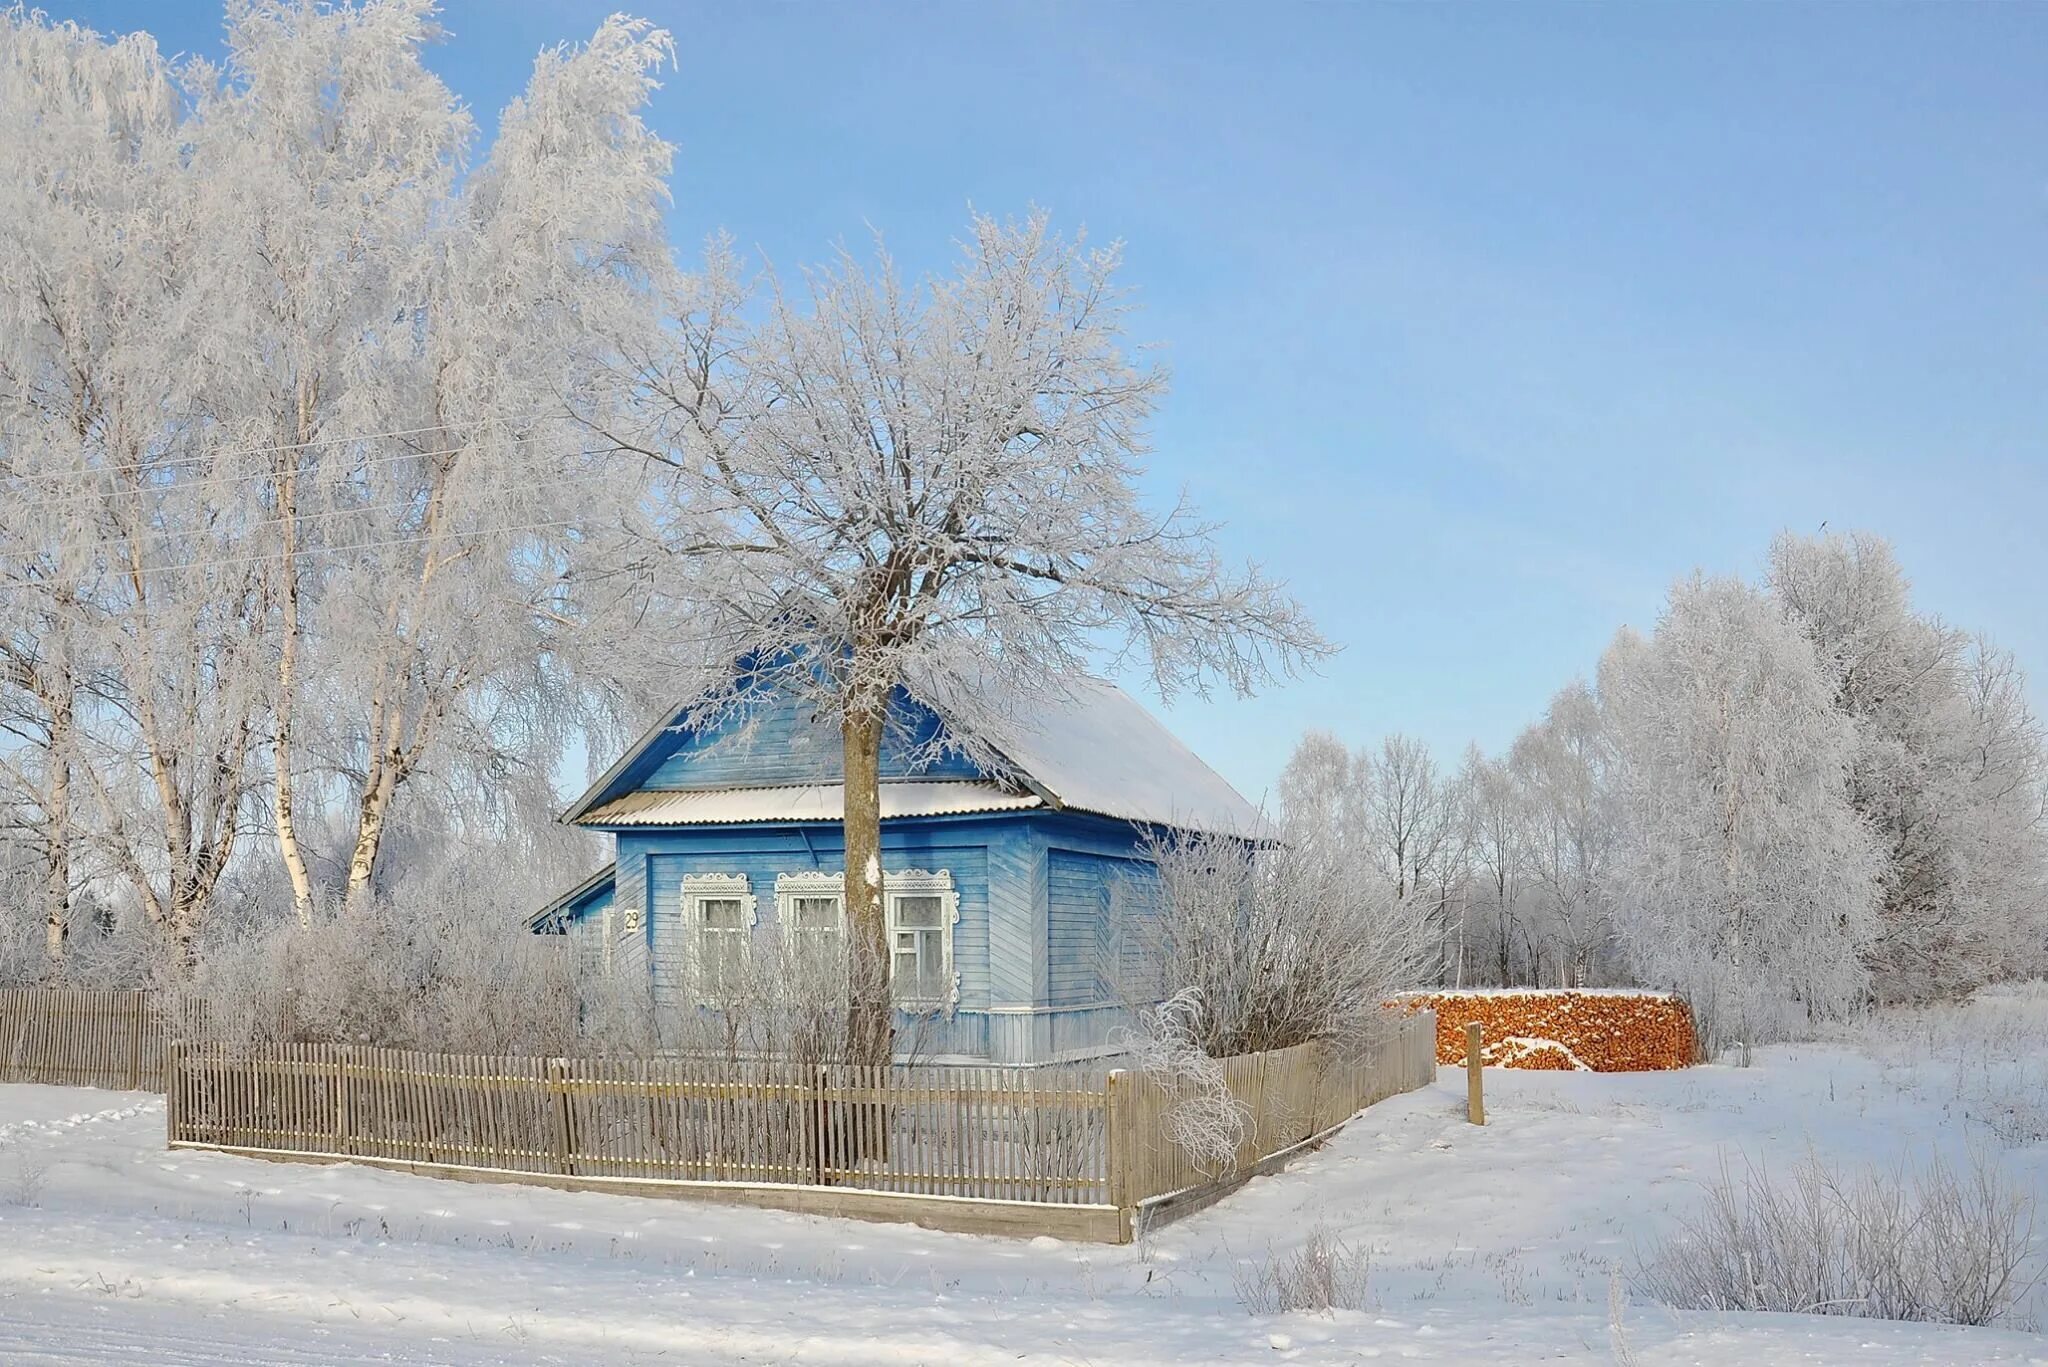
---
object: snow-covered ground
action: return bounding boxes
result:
[2,996,2046,1365]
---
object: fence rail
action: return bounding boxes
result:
[0,988,165,1090]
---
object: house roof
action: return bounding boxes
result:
[563,677,1269,841]
[526,860,616,931]
[580,780,1041,826]
[970,678,1271,840]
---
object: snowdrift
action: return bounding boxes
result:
[1398,989,1696,1071]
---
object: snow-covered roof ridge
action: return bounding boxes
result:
[951,676,1271,841]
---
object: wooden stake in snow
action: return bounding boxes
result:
[1465,1022,1485,1126]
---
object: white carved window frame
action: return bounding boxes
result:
[775,869,848,949]
[884,868,959,1011]
[681,873,757,1003]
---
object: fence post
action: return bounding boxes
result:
[333,1047,351,1157]
[165,1041,183,1145]
[547,1057,576,1176]
[1465,1021,1485,1126]
[1105,1069,1132,1242]
[123,993,142,1091]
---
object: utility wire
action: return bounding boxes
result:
[0,411,582,491]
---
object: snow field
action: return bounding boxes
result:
[0,992,2043,1363]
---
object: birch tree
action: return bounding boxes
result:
[195,2,674,914]
[607,213,1327,1061]
[1,3,676,963]
[1276,730,1360,855]
[0,12,268,957]
[1601,576,1884,1053]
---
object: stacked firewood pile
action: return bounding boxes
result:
[1397,990,1697,1071]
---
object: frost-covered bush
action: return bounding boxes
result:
[1122,988,1252,1169]
[1129,831,1434,1062]
[1636,1150,2041,1326]
[179,895,618,1056]
[660,925,939,1068]
[1114,832,1432,1167]
[1232,1226,1374,1316]
[0,882,172,992]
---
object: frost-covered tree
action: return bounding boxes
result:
[1508,681,1617,987]
[0,3,674,961]
[1278,730,1468,983]
[0,12,267,957]
[1602,576,1884,1052]
[1767,531,2048,1001]
[1275,730,1359,856]
[607,213,1326,1061]
[190,2,675,915]
[1461,745,1528,986]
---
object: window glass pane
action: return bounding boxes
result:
[794,895,841,930]
[893,894,943,928]
[699,897,743,928]
[707,937,744,992]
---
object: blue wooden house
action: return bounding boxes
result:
[533,678,1266,1065]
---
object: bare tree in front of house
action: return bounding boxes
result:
[600,211,1328,1064]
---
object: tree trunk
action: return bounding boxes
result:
[344,746,401,905]
[43,685,72,963]
[271,454,316,924]
[841,700,891,1069]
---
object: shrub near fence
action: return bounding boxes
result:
[0,988,165,1090]
[1399,990,1695,1071]
[168,1010,1439,1243]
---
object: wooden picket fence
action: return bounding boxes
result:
[1110,1013,1441,1215]
[0,986,1436,1239]
[165,1010,1438,1242]
[0,988,166,1090]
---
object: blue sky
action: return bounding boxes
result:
[58,1,2048,803]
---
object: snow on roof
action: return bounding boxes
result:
[578,780,1040,827]
[971,678,1272,841]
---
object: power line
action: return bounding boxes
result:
[0,411,584,492]
[24,458,625,561]
[0,515,589,597]
[3,429,629,518]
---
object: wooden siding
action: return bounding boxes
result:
[629,820,1005,1015]
[1047,851,1114,1007]
[551,809,1186,1064]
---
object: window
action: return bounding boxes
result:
[777,870,847,975]
[886,869,958,1007]
[774,868,957,1006]
[890,894,948,1003]
[681,874,756,1001]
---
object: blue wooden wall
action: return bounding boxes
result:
[590,688,984,807]
[566,807,1173,1064]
